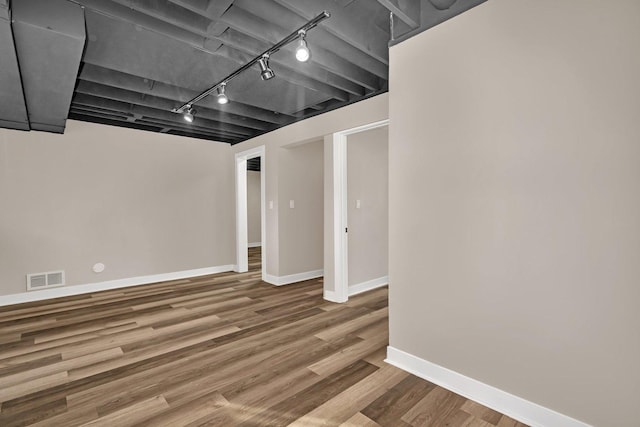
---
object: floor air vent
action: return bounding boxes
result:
[27,271,65,291]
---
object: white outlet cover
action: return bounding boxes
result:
[93,263,105,273]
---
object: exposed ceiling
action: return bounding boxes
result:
[0,0,486,145]
[247,157,261,172]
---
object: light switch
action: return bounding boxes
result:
[269,200,273,210]
[356,199,361,209]
[289,200,295,209]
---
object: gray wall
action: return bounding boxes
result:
[388,1,640,426]
[247,170,261,245]
[278,140,324,276]
[347,127,388,287]
[0,120,235,297]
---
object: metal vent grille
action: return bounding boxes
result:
[27,271,65,291]
[29,274,47,289]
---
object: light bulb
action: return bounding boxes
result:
[217,84,229,104]
[295,39,310,62]
[183,107,195,122]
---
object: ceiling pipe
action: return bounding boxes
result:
[172,10,330,115]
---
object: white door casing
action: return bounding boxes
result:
[325,120,389,303]
[235,146,266,280]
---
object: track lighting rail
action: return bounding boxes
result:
[172,10,330,117]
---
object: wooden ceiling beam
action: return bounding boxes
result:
[167,0,233,19]
[234,0,388,79]
[156,2,365,98]
[75,77,261,135]
[376,0,421,29]
[70,105,237,142]
[79,0,223,53]
[73,85,255,137]
[80,1,346,108]
[220,5,379,91]
[110,0,212,34]
[217,29,364,97]
[78,63,282,129]
[272,0,390,64]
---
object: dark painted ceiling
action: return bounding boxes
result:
[0,0,486,145]
[247,157,261,172]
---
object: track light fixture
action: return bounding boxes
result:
[172,11,330,122]
[295,30,310,62]
[217,83,229,105]
[258,55,275,81]
[183,106,195,123]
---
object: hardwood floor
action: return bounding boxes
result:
[0,247,527,426]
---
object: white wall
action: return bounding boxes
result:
[388,1,640,426]
[0,120,235,297]
[278,141,324,276]
[247,170,261,245]
[347,127,388,287]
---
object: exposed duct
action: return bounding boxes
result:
[429,0,458,10]
[0,0,29,130]
[11,0,85,133]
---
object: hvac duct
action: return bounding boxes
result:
[11,0,85,133]
[0,0,29,130]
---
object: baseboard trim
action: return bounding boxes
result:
[0,264,236,307]
[385,347,591,427]
[323,289,347,303]
[248,242,262,248]
[348,276,388,296]
[264,269,323,286]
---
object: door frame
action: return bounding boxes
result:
[327,119,389,303]
[234,145,266,281]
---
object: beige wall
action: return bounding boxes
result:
[247,170,261,245]
[388,1,640,426]
[232,93,388,279]
[347,127,388,287]
[278,141,324,276]
[0,120,235,297]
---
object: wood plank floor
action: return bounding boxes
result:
[0,247,528,427]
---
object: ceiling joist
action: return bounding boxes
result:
[377,0,421,29]
[0,0,485,143]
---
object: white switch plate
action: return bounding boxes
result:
[269,201,273,209]
[289,200,295,209]
[356,199,361,209]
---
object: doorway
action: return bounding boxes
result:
[346,126,389,296]
[235,146,266,281]
[325,119,389,302]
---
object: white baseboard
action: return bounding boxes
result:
[323,276,388,303]
[385,347,591,427]
[323,289,347,303]
[0,264,236,307]
[248,242,262,248]
[348,276,388,296]
[264,269,323,286]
